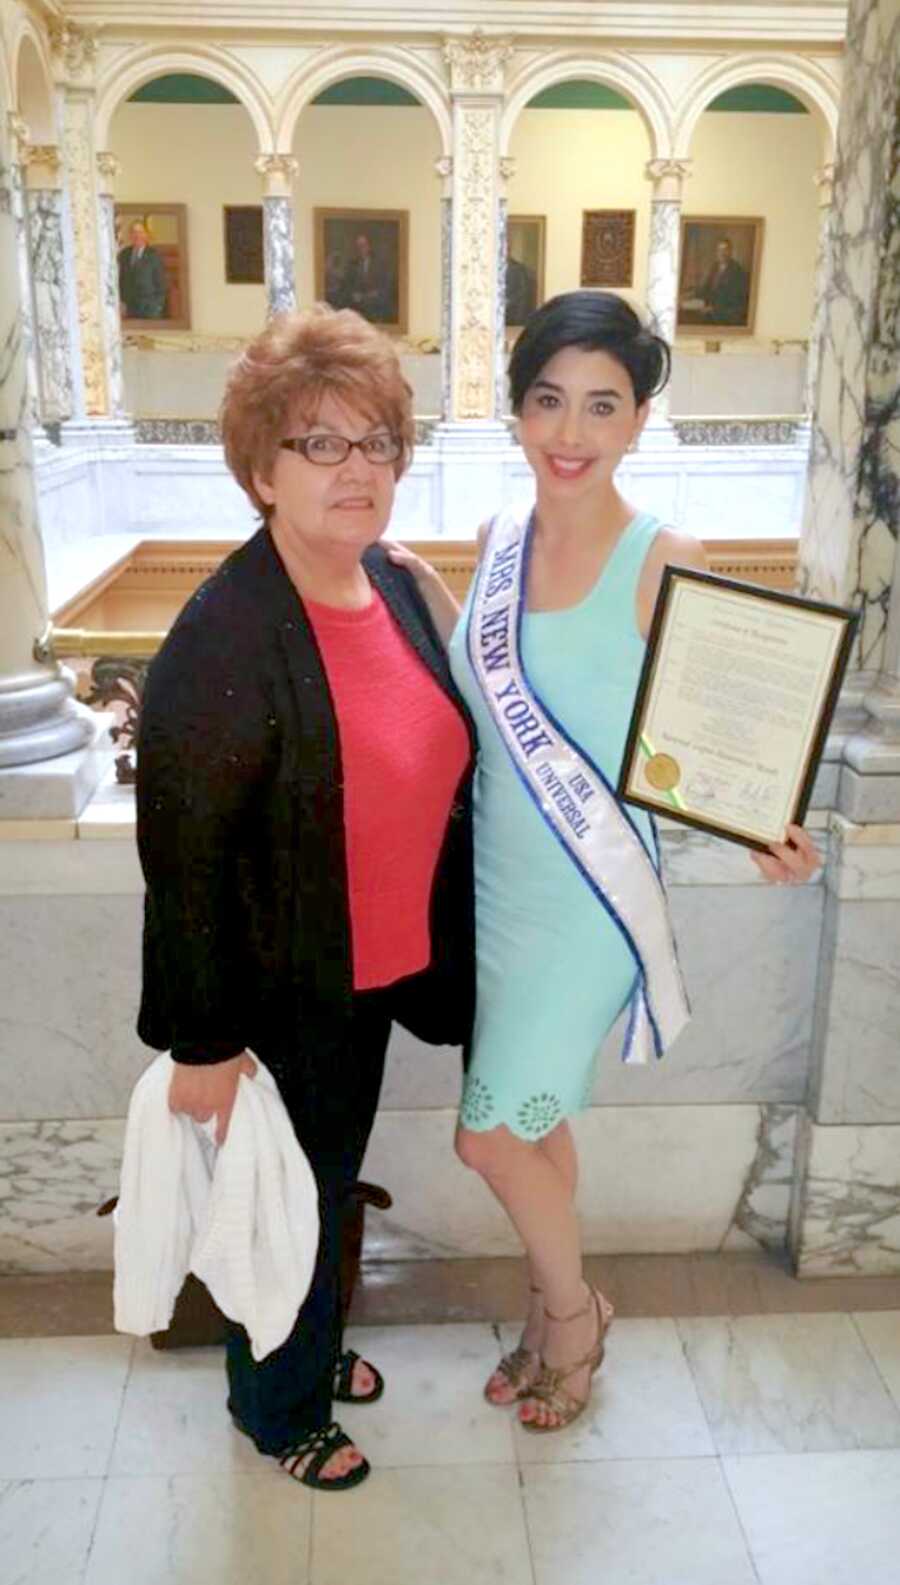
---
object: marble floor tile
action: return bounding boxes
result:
[678,1313,900,1454]
[311,1465,531,1585]
[0,1335,133,1479]
[84,1472,311,1585]
[338,1323,516,1467]
[0,1477,102,1585]
[724,1450,900,1585]
[508,1318,715,1463]
[854,1310,900,1408]
[109,1341,260,1476]
[523,1460,757,1585]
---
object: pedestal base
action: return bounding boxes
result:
[0,711,115,819]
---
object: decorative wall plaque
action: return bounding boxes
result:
[580,209,636,288]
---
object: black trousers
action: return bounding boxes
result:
[224,978,408,1453]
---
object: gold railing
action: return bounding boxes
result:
[39,628,164,661]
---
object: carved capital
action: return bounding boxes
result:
[23,143,61,173]
[96,151,121,195]
[434,155,454,180]
[6,113,30,160]
[255,153,299,197]
[499,156,516,183]
[443,30,513,95]
[48,20,99,85]
[645,158,691,200]
[22,143,63,191]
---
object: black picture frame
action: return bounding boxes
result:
[617,565,857,851]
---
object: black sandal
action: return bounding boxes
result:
[278,1421,371,1491]
[333,1347,385,1405]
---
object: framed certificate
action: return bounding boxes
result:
[618,567,857,850]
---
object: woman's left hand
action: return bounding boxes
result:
[750,822,821,885]
[382,538,437,587]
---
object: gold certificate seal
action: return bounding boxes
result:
[645,752,681,792]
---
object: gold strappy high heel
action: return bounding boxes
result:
[484,1285,543,1406]
[520,1285,614,1433]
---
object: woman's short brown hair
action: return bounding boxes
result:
[220,306,415,518]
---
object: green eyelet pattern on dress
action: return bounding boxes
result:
[460,1073,495,1128]
[516,1091,563,1138]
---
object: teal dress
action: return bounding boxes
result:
[448,511,661,1141]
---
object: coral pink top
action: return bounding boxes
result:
[305,589,470,992]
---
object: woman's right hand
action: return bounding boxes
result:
[168,1053,256,1146]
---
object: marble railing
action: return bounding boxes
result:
[131,415,802,450]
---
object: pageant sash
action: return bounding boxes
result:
[466,510,690,1064]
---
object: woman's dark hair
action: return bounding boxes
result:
[508,290,671,412]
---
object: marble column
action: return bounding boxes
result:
[22,143,75,423]
[644,159,691,422]
[435,156,453,419]
[0,109,94,787]
[789,0,900,1278]
[50,20,108,417]
[255,155,298,317]
[7,115,41,431]
[804,163,836,418]
[95,152,125,417]
[442,33,511,425]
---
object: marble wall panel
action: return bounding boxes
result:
[0,820,827,1126]
[790,1115,900,1277]
[0,894,147,1122]
[0,1101,792,1272]
[809,896,900,1124]
[360,1104,775,1260]
[0,1120,121,1273]
[592,883,822,1107]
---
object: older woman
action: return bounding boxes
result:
[136,306,474,1491]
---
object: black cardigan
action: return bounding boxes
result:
[136,527,475,1082]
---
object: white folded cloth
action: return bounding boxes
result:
[114,1053,319,1361]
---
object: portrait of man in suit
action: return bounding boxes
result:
[315,209,408,334]
[696,238,750,324]
[338,232,394,323]
[677,218,763,335]
[118,220,168,319]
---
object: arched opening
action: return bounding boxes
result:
[15,32,55,144]
[501,78,653,407]
[109,71,265,340]
[676,82,826,414]
[292,73,443,412]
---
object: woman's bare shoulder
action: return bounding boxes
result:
[650,526,708,573]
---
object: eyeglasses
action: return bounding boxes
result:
[279,432,403,466]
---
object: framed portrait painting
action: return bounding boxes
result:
[580,210,635,288]
[506,214,546,328]
[677,216,764,335]
[115,203,190,330]
[223,205,264,285]
[315,208,409,335]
